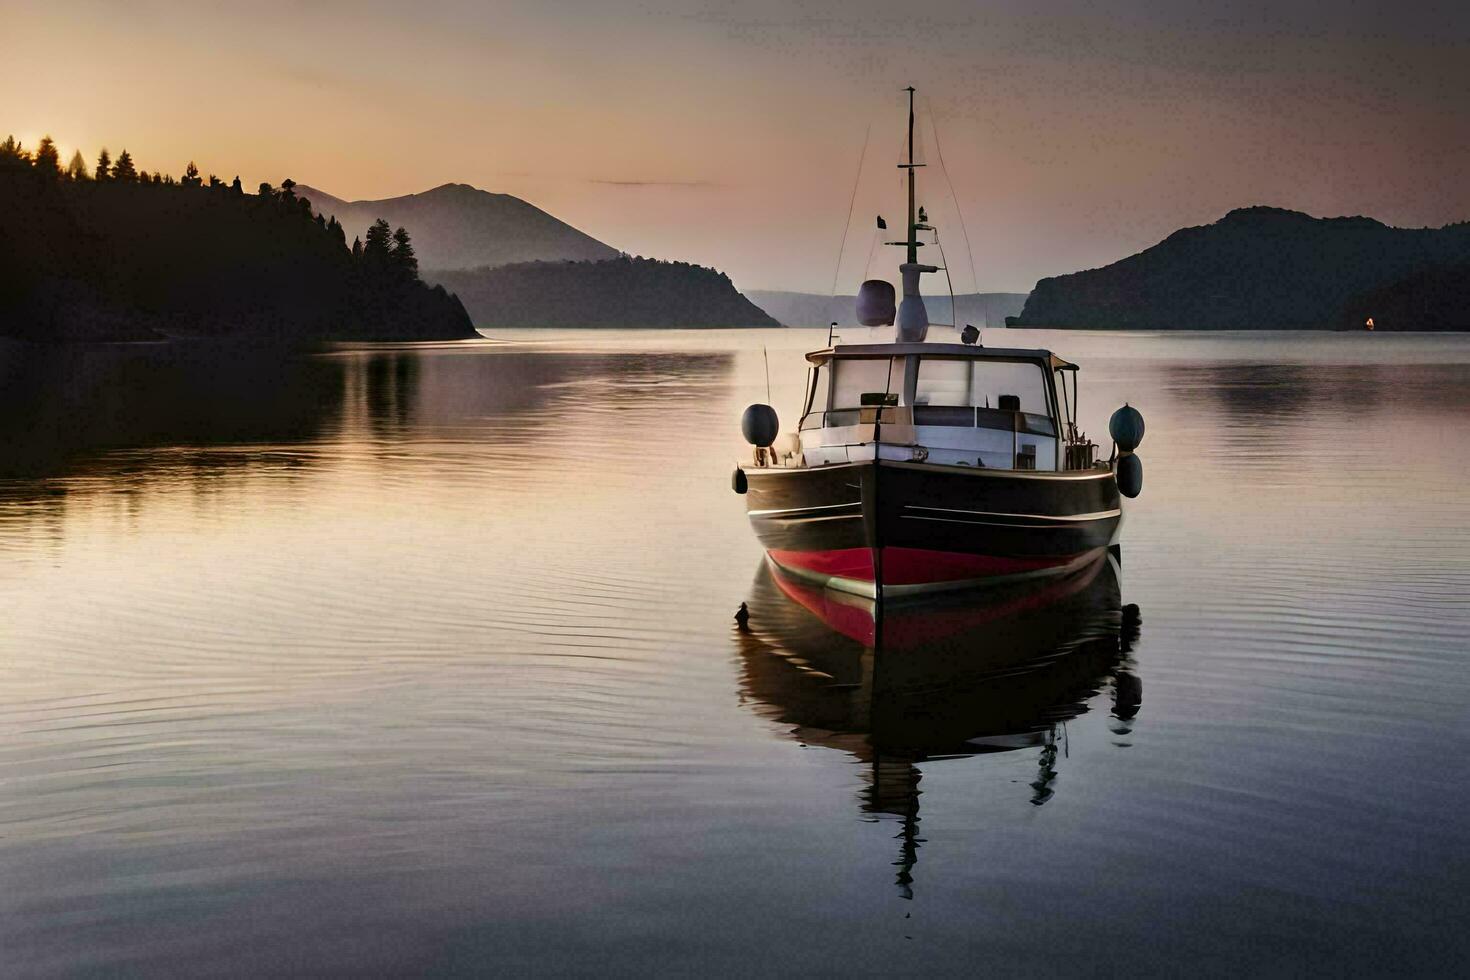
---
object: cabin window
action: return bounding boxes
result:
[913,358,1055,433]
[800,366,830,429]
[914,358,971,406]
[972,361,1050,415]
[829,358,906,409]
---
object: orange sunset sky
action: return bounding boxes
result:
[5,0,1467,292]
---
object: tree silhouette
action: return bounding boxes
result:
[258,182,273,197]
[0,135,29,170]
[33,137,62,178]
[112,149,137,181]
[391,226,419,280]
[231,175,243,195]
[363,218,393,267]
[0,133,475,342]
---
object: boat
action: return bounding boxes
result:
[734,87,1144,599]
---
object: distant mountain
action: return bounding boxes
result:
[298,183,619,271]
[748,291,1029,330]
[429,257,780,328]
[1009,206,1470,330]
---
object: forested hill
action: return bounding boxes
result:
[299,183,619,271]
[1010,206,1470,330]
[1340,260,1470,331]
[428,257,781,328]
[0,136,476,343]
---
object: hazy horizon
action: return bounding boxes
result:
[7,0,1468,293]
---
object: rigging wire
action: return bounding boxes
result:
[925,97,982,328]
[861,117,912,288]
[828,124,872,298]
[861,226,880,283]
[934,233,957,329]
[864,107,911,283]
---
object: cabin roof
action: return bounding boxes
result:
[806,343,1078,371]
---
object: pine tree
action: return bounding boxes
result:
[66,149,89,180]
[33,136,62,178]
[363,218,393,267]
[279,178,296,202]
[352,236,363,260]
[390,226,419,280]
[231,175,243,194]
[95,147,111,180]
[327,216,347,248]
[112,149,137,181]
[183,161,201,187]
[0,135,30,170]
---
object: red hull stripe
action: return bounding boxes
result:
[766,555,1106,648]
[768,546,1077,585]
[767,570,877,646]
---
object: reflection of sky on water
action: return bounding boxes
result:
[0,329,1466,974]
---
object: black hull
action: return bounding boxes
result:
[743,460,1121,596]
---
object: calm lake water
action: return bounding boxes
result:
[1,328,1467,974]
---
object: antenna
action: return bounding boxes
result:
[884,87,927,256]
[891,87,935,343]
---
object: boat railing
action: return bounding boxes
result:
[1064,440,1100,470]
[795,407,1056,471]
[799,406,907,430]
[800,406,1056,437]
[796,402,1102,471]
[1061,421,1101,471]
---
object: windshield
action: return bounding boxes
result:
[830,358,906,408]
[915,358,1051,414]
[805,365,830,416]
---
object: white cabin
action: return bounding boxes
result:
[794,343,1095,472]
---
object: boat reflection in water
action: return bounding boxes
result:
[734,552,1141,898]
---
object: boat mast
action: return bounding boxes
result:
[894,86,933,343]
[904,86,918,265]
